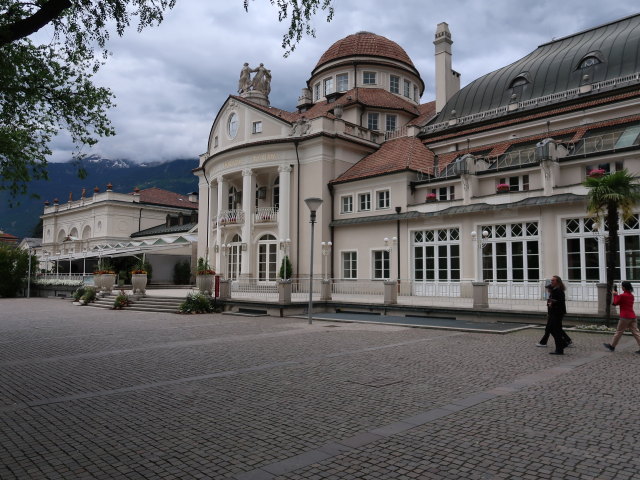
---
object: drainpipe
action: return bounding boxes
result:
[294,140,301,278]
[329,183,335,279]
[138,208,142,231]
[395,206,401,282]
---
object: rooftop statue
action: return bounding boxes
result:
[238,63,271,96]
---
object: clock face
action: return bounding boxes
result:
[228,113,238,139]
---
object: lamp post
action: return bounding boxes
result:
[470,230,490,281]
[384,236,398,280]
[83,249,87,276]
[304,197,323,324]
[321,241,332,280]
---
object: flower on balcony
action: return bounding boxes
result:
[131,269,147,275]
[496,183,510,193]
[588,168,606,178]
[426,193,437,202]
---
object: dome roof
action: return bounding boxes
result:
[315,32,415,71]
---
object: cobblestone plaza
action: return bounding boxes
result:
[1,298,638,479]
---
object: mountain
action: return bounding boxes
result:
[0,156,200,239]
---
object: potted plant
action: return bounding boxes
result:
[426,193,437,202]
[94,259,116,294]
[496,183,510,193]
[113,290,131,309]
[131,261,148,295]
[196,257,215,295]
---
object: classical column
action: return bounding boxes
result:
[241,169,254,278]
[209,178,218,270]
[196,175,209,262]
[278,165,292,265]
[216,176,226,272]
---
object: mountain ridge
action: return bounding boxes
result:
[0,156,200,239]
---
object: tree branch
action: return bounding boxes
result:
[0,0,72,46]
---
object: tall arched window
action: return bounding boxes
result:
[257,234,278,281]
[228,186,238,210]
[227,234,242,280]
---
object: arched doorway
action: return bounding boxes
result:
[257,234,278,282]
[227,234,242,281]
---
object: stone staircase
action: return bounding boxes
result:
[87,294,184,313]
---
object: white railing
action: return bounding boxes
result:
[254,207,278,223]
[37,273,91,280]
[342,122,383,143]
[385,126,408,141]
[231,279,278,298]
[218,209,245,226]
[412,281,463,297]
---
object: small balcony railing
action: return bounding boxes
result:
[218,209,244,226]
[255,207,278,223]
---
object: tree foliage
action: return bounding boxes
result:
[0,244,34,297]
[584,169,640,324]
[0,0,176,200]
[244,0,334,56]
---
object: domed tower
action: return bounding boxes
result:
[298,31,425,111]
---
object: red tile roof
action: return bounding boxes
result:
[137,187,198,210]
[316,32,415,70]
[407,101,437,126]
[0,232,18,244]
[332,136,434,184]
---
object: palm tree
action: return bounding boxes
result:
[584,169,640,325]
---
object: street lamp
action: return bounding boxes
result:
[83,249,87,276]
[321,241,332,280]
[304,197,323,324]
[470,230,490,281]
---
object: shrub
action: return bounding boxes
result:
[80,287,97,303]
[279,255,292,280]
[173,260,191,285]
[0,245,35,298]
[113,290,131,310]
[73,286,86,301]
[179,292,216,314]
[196,257,215,275]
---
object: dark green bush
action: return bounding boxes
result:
[0,245,35,297]
[279,255,292,280]
[73,286,86,301]
[179,292,216,314]
[173,260,192,285]
[80,287,97,303]
[113,290,131,310]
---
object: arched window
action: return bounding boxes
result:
[228,186,239,210]
[226,234,242,281]
[509,73,529,89]
[257,234,278,282]
[577,51,603,70]
[81,225,91,240]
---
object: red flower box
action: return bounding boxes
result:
[588,168,606,178]
[426,193,437,202]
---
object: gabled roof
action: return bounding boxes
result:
[137,187,198,210]
[331,136,434,184]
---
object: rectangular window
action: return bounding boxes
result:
[367,113,379,131]
[214,136,218,147]
[390,75,400,94]
[358,192,371,211]
[341,195,353,214]
[252,121,262,134]
[372,250,390,280]
[314,83,320,101]
[386,115,397,132]
[342,251,357,279]
[412,228,460,282]
[363,71,376,84]
[414,86,419,102]
[499,175,528,192]
[404,79,411,97]
[323,77,334,96]
[376,190,390,209]
[430,186,455,201]
[480,222,540,282]
[337,73,348,92]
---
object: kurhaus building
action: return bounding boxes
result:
[195,15,640,300]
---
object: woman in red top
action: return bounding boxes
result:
[603,281,640,353]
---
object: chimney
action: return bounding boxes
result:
[434,22,460,114]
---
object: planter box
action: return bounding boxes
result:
[131,274,148,295]
[196,274,214,295]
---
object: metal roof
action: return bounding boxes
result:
[330,193,586,227]
[130,222,197,238]
[429,14,640,127]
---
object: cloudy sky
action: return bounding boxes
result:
[48,0,640,163]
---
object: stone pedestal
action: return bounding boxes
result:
[131,274,147,295]
[320,280,332,301]
[278,280,292,304]
[196,274,214,296]
[596,283,608,316]
[472,281,489,309]
[384,281,398,305]
[218,279,231,300]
